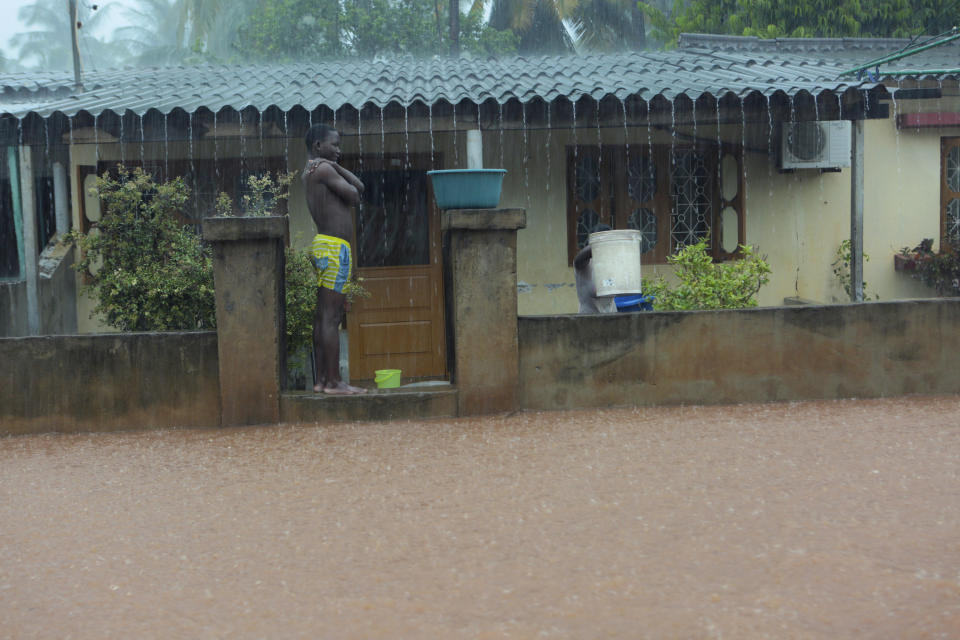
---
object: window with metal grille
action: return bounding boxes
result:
[941,138,960,248]
[566,143,745,265]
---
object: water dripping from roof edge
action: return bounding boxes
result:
[691,98,697,146]
[891,81,902,177]
[670,98,676,167]
[119,112,125,165]
[282,111,289,176]
[428,103,435,169]
[258,110,264,161]
[766,95,773,198]
[93,113,100,164]
[238,110,246,178]
[740,97,748,202]
[522,101,530,211]
[163,113,168,177]
[188,113,198,215]
[497,102,504,170]
[595,97,602,180]
[814,95,824,202]
[357,110,364,175]
[545,102,552,192]
[649,101,655,169]
[139,114,146,168]
[403,105,409,169]
[572,101,578,164]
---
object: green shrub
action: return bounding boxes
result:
[71,166,320,363]
[69,166,216,331]
[645,238,771,310]
[832,239,877,300]
[285,243,317,359]
[901,238,960,296]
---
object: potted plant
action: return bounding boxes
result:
[897,238,960,296]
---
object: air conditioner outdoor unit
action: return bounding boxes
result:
[779,120,852,170]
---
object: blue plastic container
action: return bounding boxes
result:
[615,294,654,312]
[427,169,507,209]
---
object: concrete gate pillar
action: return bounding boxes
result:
[443,208,526,415]
[203,216,287,426]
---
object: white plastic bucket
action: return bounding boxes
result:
[589,229,642,297]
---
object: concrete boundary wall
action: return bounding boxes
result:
[518,299,960,411]
[3,299,959,436]
[0,332,220,435]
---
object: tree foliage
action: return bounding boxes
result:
[12,0,124,71]
[644,0,960,47]
[235,0,518,61]
[645,238,771,310]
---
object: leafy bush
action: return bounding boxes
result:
[901,238,960,296]
[71,167,322,362]
[69,166,216,331]
[285,242,317,359]
[645,238,771,310]
[832,239,877,300]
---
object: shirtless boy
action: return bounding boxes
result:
[303,124,367,395]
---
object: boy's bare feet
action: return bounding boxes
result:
[323,381,368,395]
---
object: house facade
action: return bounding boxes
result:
[1,37,957,380]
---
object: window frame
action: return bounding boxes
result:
[941,137,960,249]
[566,142,745,265]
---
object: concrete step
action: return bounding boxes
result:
[280,384,458,423]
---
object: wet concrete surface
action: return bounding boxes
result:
[2,395,959,638]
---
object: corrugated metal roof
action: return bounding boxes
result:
[0,47,877,119]
[679,33,960,80]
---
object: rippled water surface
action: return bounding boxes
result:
[2,395,960,638]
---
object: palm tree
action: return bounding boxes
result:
[114,0,258,65]
[174,0,258,60]
[12,0,126,71]
[568,0,645,51]
[482,0,645,53]
[114,0,184,65]
[485,0,576,53]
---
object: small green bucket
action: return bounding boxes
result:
[374,369,402,389]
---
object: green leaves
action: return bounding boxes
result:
[645,0,958,47]
[644,238,771,310]
[284,243,317,359]
[902,238,960,296]
[235,0,517,61]
[71,166,322,367]
[69,165,215,331]
[832,238,877,300]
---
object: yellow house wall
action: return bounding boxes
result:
[68,100,959,331]
[505,106,954,314]
[505,123,738,315]
[746,104,951,306]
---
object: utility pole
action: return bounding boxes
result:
[68,0,83,90]
[449,0,459,57]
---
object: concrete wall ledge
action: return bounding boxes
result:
[202,215,288,242]
[442,209,527,231]
[280,387,458,423]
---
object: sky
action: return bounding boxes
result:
[1,0,135,61]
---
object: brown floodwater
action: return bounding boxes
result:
[2,395,959,639]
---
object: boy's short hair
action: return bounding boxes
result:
[305,124,336,150]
